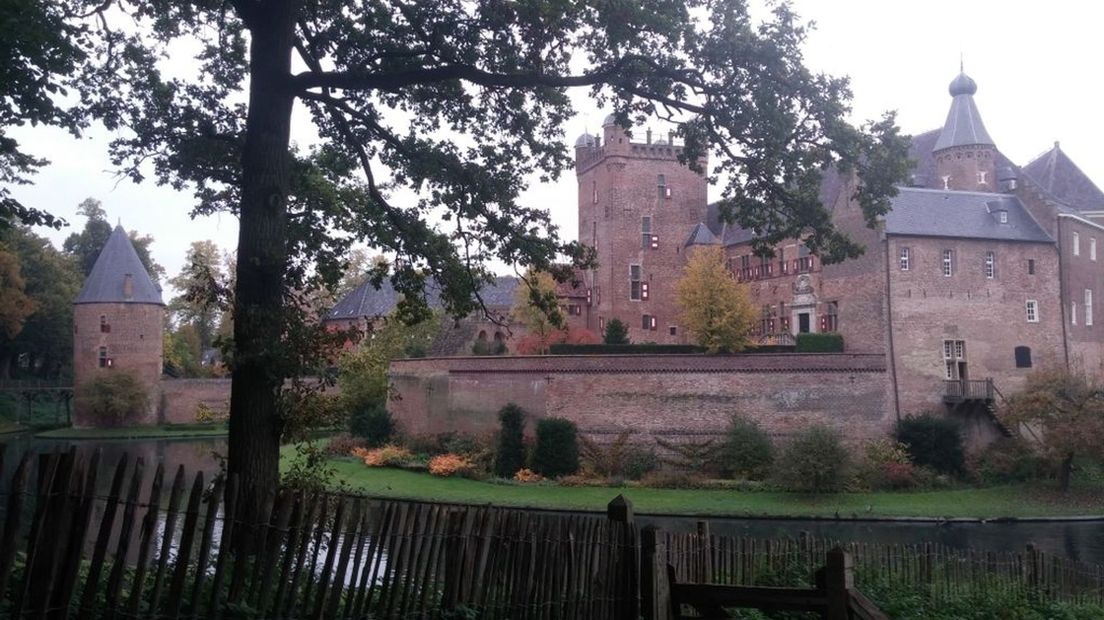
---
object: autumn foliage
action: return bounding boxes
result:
[428,453,477,478]
[676,246,756,353]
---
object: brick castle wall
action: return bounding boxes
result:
[389,353,892,444]
[158,378,233,425]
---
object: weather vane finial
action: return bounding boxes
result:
[959,52,964,73]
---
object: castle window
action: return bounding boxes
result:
[941,175,951,190]
[984,251,995,279]
[567,304,582,316]
[642,314,657,331]
[977,170,987,185]
[592,180,598,204]
[943,339,966,380]
[98,347,111,368]
[1014,346,1032,369]
[821,301,839,332]
[599,316,605,331]
[999,211,1008,224]
[942,250,954,277]
[629,265,642,300]
[669,325,677,336]
[657,174,670,199]
[899,247,910,271]
[1028,259,1036,275]
[1072,301,1078,325]
[100,315,110,333]
[641,216,652,249]
[1092,238,1097,261]
[1026,299,1039,323]
[1073,231,1080,256]
[1086,289,1094,326]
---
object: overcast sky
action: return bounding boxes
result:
[8,1,1102,299]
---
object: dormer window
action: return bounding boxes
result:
[998,211,1008,224]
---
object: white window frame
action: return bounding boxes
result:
[999,211,1008,224]
[942,250,953,277]
[1026,299,1039,323]
[1086,289,1094,326]
[1074,231,1080,256]
[1092,238,1097,261]
[943,339,966,380]
[899,247,910,271]
[984,251,995,279]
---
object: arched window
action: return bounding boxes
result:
[493,331,504,342]
[477,330,488,341]
[1014,346,1032,369]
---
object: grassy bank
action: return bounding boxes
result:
[38,423,228,440]
[296,452,1104,519]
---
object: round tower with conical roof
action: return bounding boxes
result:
[932,69,998,192]
[72,225,165,427]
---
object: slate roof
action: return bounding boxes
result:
[933,72,995,151]
[883,187,1053,243]
[327,275,519,320]
[75,225,164,305]
[684,222,719,247]
[1021,143,1104,212]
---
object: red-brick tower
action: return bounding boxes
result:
[932,70,998,191]
[574,116,708,343]
[72,225,165,426]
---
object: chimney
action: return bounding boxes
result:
[123,274,134,300]
[668,131,674,145]
[646,129,652,144]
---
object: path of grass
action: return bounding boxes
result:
[299,453,1104,519]
[38,423,228,440]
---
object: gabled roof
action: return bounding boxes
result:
[1021,143,1104,212]
[75,225,164,305]
[884,188,1053,243]
[684,222,719,247]
[326,275,519,320]
[933,71,995,152]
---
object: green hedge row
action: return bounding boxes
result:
[795,332,844,353]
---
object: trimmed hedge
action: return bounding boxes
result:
[530,418,580,477]
[493,404,527,477]
[795,332,844,352]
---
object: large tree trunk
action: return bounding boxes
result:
[228,2,299,516]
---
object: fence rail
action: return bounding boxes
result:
[0,450,1101,619]
[944,378,995,402]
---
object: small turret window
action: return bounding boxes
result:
[100,315,110,333]
[98,347,111,368]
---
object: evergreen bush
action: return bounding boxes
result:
[720,415,774,480]
[77,371,149,427]
[603,318,629,345]
[894,414,965,475]
[349,401,395,447]
[493,404,527,477]
[795,332,844,352]
[530,417,579,477]
[773,425,850,493]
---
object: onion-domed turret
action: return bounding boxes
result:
[948,71,978,97]
[933,69,994,152]
[574,132,596,148]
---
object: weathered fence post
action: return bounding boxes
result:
[608,494,639,619]
[640,526,671,620]
[1026,543,1039,591]
[696,521,712,583]
[825,547,853,620]
[442,508,466,610]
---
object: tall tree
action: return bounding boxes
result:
[0,226,82,379]
[62,199,165,282]
[49,0,909,504]
[1002,369,1104,492]
[511,269,564,355]
[0,246,35,355]
[169,240,229,352]
[676,246,756,353]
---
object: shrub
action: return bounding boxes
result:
[494,404,527,477]
[773,426,850,493]
[428,453,477,478]
[623,446,659,480]
[603,318,630,345]
[530,418,580,478]
[513,468,544,483]
[855,439,915,490]
[349,401,395,447]
[720,415,774,480]
[324,433,367,457]
[969,437,1046,484]
[794,332,844,352]
[194,402,229,424]
[353,444,412,467]
[77,371,149,427]
[894,414,965,475]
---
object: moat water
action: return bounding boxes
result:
[1,433,1101,565]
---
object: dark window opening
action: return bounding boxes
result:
[1028,259,1036,275]
[1015,346,1033,368]
[100,315,110,333]
[669,326,677,336]
[798,313,811,334]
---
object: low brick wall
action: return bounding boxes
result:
[157,378,232,425]
[389,353,892,443]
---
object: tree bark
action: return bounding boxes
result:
[228,1,299,520]
[1059,453,1074,492]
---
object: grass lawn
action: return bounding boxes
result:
[294,451,1104,519]
[38,423,228,440]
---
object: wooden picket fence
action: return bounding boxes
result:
[0,449,636,619]
[0,449,1101,619]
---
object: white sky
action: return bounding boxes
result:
[8,0,1103,299]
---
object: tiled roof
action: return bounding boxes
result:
[684,222,719,247]
[933,72,995,151]
[1021,143,1104,212]
[75,225,164,305]
[326,275,519,320]
[884,187,1053,243]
